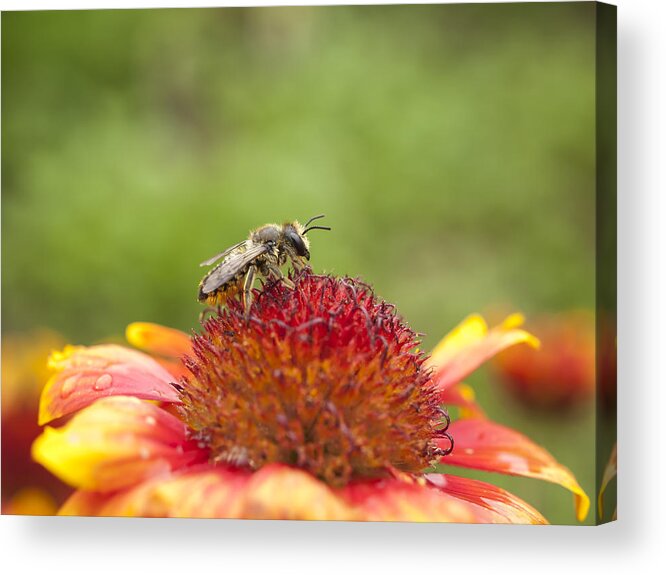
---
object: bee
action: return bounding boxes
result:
[198,215,331,313]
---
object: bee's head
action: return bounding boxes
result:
[283,215,331,261]
[284,224,310,260]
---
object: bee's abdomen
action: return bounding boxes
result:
[198,275,244,306]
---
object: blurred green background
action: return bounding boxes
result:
[3,3,601,524]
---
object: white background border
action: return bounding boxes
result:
[1,0,664,572]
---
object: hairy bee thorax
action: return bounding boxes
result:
[250,223,282,244]
[250,222,311,255]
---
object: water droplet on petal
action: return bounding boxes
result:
[139,447,151,460]
[93,373,113,391]
[60,376,78,398]
[145,416,156,426]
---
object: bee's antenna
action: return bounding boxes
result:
[303,225,331,235]
[303,214,326,228]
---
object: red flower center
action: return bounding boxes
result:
[179,271,450,487]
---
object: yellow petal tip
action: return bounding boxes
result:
[125,323,149,346]
[524,332,541,349]
[501,313,526,329]
[37,375,58,426]
[125,322,191,359]
[576,492,591,522]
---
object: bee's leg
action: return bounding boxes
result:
[266,263,295,289]
[291,256,307,273]
[242,265,257,316]
[199,306,216,323]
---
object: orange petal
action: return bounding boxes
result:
[343,475,477,522]
[439,418,589,521]
[425,474,547,524]
[70,466,247,518]
[59,469,220,517]
[58,490,110,516]
[126,323,191,360]
[598,443,617,519]
[39,344,181,425]
[59,464,355,519]
[59,465,482,522]
[241,464,357,520]
[3,487,58,516]
[429,314,539,394]
[33,396,203,492]
[126,323,192,379]
[57,466,545,523]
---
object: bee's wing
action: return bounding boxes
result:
[199,241,247,267]
[200,243,271,294]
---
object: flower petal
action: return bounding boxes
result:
[58,464,544,523]
[598,443,617,519]
[126,323,193,379]
[425,474,547,524]
[438,418,589,521]
[68,466,247,518]
[241,465,357,520]
[126,323,191,359]
[59,466,484,522]
[33,396,203,492]
[58,490,110,516]
[59,464,355,519]
[342,475,476,523]
[439,383,486,419]
[39,344,181,425]
[3,487,58,516]
[429,314,540,394]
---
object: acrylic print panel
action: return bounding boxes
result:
[1,2,616,524]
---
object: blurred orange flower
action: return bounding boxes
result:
[2,330,72,514]
[492,311,597,412]
[31,273,588,522]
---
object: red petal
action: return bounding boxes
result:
[439,418,589,521]
[425,474,547,524]
[429,314,539,394]
[33,396,204,492]
[39,344,181,425]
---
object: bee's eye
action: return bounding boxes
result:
[287,231,309,258]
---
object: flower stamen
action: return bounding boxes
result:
[179,270,450,487]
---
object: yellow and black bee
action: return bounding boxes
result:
[198,215,331,311]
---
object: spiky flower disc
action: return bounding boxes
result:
[180,271,448,487]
